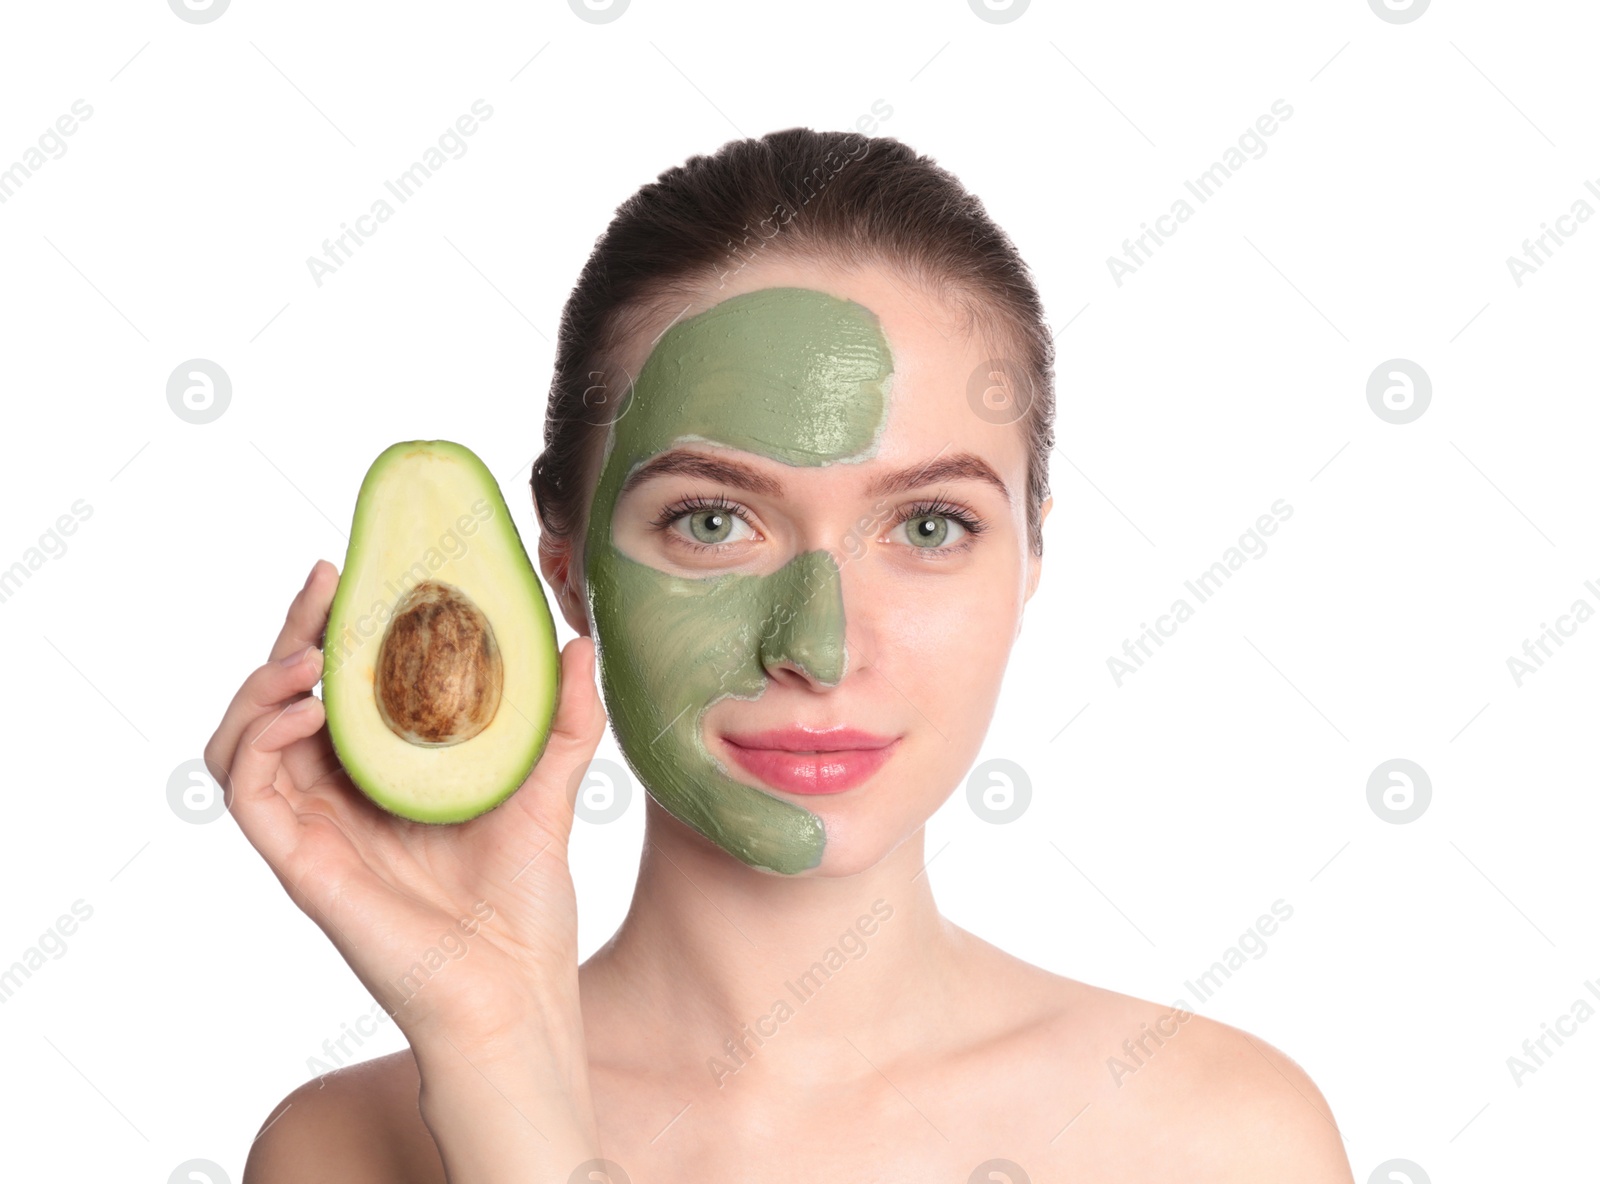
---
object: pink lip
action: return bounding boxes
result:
[721,726,900,795]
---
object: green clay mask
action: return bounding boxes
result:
[583,287,894,873]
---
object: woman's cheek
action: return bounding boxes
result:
[886,582,1010,731]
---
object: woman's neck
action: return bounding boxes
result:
[576,801,972,1092]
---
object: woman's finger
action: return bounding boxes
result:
[511,636,609,823]
[267,559,336,664]
[204,645,324,784]
[224,695,326,873]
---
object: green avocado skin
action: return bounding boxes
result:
[584,288,894,874]
[323,439,560,825]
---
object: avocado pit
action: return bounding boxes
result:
[374,580,503,747]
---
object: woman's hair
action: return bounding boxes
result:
[532,127,1056,588]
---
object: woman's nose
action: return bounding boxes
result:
[756,549,848,688]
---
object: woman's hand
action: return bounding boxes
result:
[205,559,607,1064]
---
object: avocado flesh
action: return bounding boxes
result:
[322,440,560,823]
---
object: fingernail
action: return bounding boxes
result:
[303,560,320,589]
[279,645,310,667]
[285,694,320,714]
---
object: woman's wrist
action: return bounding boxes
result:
[413,1028,601,1184]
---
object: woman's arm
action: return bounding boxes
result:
[212,561,609,1181]
[413,1026,600,1184]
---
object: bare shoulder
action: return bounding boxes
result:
[1040,972,1354,1182]
[948,933,1352,1182]
[243,1049,443,1184]
[1117,1003,1353,1182]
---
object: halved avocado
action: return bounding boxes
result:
[321,440,560,823]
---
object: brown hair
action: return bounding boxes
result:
[531,126,1056,596]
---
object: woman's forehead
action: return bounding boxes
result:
[608,286,896,470]
[591,275,1023,514]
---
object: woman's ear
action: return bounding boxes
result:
[538,532,592,636]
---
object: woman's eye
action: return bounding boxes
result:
[893,513,969,550]
[674,507,755,547]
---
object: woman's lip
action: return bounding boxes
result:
[722,739,898,795]
[722,726,896,752]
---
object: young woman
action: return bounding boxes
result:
[214,128,1354,1183]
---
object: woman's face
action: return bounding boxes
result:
[577,260,1047,876]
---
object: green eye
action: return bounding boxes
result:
[658,500,757,550]
[687,509,735,544]
[898,513,969,549]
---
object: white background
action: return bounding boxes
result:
[1,0,1594,1179]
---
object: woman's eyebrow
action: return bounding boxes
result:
[619,448,1011,504]
[865,452,1011,504]
[619,450,784,498]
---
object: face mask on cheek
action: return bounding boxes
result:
[582,287,894,874]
